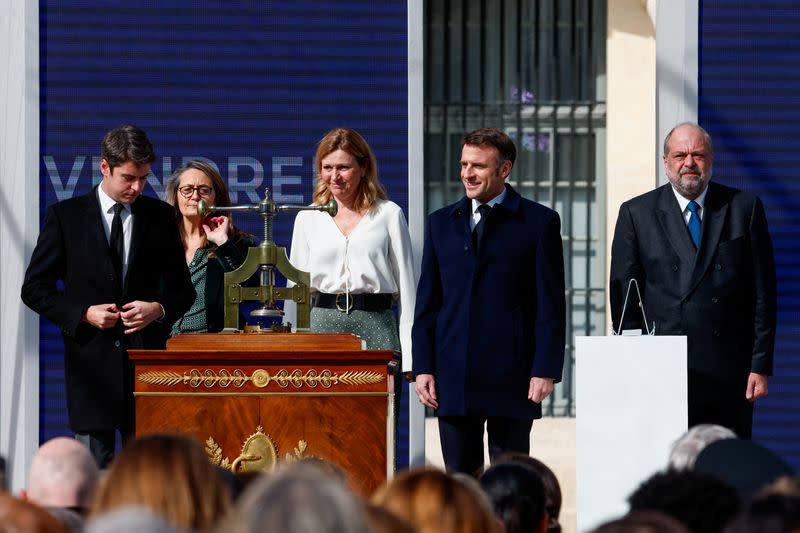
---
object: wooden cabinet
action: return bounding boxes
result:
[129,333,397,495]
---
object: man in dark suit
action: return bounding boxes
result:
[22,125,193,466]
[412,127,566,475]
[610,122,776,438]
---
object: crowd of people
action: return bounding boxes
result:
[0,432,562,533]
[2,424,800,532]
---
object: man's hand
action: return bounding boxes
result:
[82,303,120,330]
[528,376,554,404]
[203,216,230,247]
[120,301,164,334]
[746,372,769,401]
[415,373,439,409]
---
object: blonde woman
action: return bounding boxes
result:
[287,128,416,368]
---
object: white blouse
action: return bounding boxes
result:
[285,199,417,370]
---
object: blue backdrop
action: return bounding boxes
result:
[700,1,800,469]
[39,0,410,465]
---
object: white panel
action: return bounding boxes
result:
[655,0,698,185]
[576,335,687,532]
[407,0,426,467]
[0,0,40,491]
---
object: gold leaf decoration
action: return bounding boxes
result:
[205,436,231,468]
[140,368,384,389]
[137,371,184,386]
[337,370,384,385]
[285,439,309,463]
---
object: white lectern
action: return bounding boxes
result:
[575,335,687,532]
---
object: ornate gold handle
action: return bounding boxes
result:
[231,453,262,473]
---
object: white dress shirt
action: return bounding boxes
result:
[285,199,418,369]
[672,184,708,224]
[470,187,508,230]
[97,185,132,281]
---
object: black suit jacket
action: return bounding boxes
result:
[610,182,776,389]
[22,187,194,432]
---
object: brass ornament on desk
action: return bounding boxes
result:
[206,426,279,473]
[197,189,337,331]
[138,368,385,389]
[284,440,309,463]
[205,427,312,473]
[205,437,231,470]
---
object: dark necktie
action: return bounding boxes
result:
[687,200,701,249]
[472,204,491,253]
[110,203,124,284]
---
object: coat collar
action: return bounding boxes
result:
[126,196,146,289]
[656,184,696,263]
[87,186,108,246]
[90,185,144,293]
[86,186,125,293]
[447,184,523,247]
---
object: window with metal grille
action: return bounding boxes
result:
[424,0,607,416]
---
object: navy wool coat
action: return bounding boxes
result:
[412,184,566,419]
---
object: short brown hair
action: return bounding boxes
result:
[100,125,156,170]
[462,127,517,166]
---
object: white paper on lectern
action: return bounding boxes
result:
[575,336,687,533]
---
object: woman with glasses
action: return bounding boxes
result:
[165,160,254,335]
[286,128,417,370]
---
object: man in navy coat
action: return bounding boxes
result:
[610,122,776,438]
[412,127,566,475]
[22,125,193,466]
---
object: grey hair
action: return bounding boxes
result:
[86,506,184,533]
[226,462,370,533]
[668,424,736,470]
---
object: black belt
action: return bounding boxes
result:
[314,292,393,312]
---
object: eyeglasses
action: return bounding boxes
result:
[178,185,214,198]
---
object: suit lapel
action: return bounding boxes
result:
[487,184,521,247]
[87,187,114,264]
[448,196,474,252]
[86,187,126,303]
[686,183,728,297]
[655,184,696,263]
[126,199,146,291]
